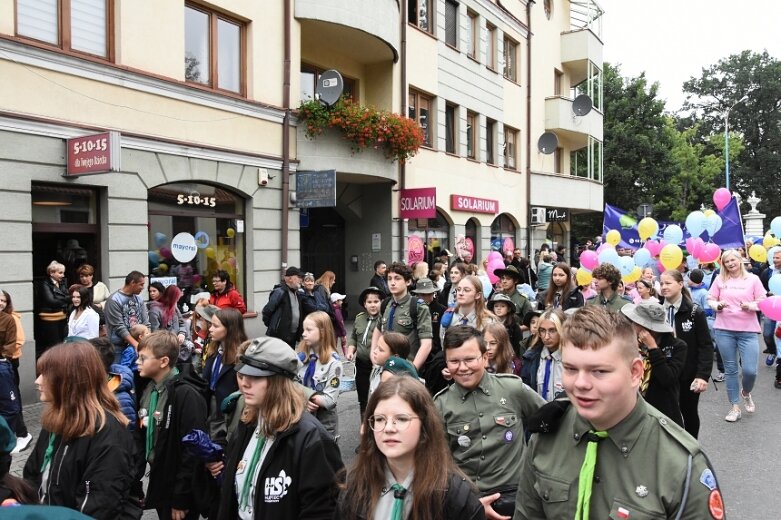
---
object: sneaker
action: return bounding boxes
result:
[765,354,776,366]
[713,372,725,382]
[742,391,756,413]
[725,408,741,422]
[775,379,781,389]
[10,433,32,454]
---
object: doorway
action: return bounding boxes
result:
[301,207,345,293]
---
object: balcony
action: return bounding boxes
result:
[530,171,603,213]
[296,0,400,64]
[544,96,603,148]
[560,29,603,85]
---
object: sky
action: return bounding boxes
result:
[597,0,781,112]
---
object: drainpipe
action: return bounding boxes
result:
[281,0,292,274]
[525,0,533,259]
[398,1,407,262]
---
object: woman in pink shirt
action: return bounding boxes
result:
[707,249,766,423]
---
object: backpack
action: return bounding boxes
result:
[380,296,419,330]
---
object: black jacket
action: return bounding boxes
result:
[336,471,485,520]
[262,284,306,345]
[37,278,70,313]
[203,355,239,420]
[438,281,455,306]
[23,413,135,519]
[672,299,714,383]
[369,274,389,298]
[536,289,584,311]
[218,412,344,520]
[134,364,210,512]
[643,333,687,427]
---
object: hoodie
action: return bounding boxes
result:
[108,363,137,430]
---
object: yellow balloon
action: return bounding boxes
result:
[576,268,593,286]
[660,244,683,271]
[749,244,767,263]
[158,263,168,273]
[703,209,715,217]
[763,234,779,249]
[626,266,642,283]
[205,247,216,259]
[637,218,659,241]
[227,228,236,238]
[606,230,621,246]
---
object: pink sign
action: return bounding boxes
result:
[464,237,475,260]
[407,235,425,264]
[400,187,437,219]
[66,131,121,176]
[502,238,515,255]
[450,194,498,214]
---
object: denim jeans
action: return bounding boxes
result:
[714,330,759,405]
[706,317,724,372]
[762,317,777,355]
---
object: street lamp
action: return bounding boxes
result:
[724,94,748,190]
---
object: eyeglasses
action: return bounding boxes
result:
[455,287,474,294]
[137,355,157,363]
[368,414,420,432]
[538,328,559,337]
[446,356,483,368]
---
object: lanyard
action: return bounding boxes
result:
[40,433,56,473]
[210,352,223,391]
[239,433,267,511]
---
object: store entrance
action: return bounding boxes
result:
[32,231,100,289]
[301,208,345,293]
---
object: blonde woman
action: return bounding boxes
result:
[439,275,496,346]
[35,260,70,357]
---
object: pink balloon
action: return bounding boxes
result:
[644,240,662,257]
[685,237,696,254]
[698,243,721,263]
[580,250,599,271]
[656,260,666,274]
[713,188,731,212]
[759,296,781,321]
[487,251,503,263]
[596,243,612,254]
[487,259,505,284]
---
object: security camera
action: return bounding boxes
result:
[258,168,269,186]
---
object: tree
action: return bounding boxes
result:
[682,50,781,217]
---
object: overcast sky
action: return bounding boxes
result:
[598,0,781,112]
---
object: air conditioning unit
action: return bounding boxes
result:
[530,207,546,225]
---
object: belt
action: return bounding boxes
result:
[38,311,66,321]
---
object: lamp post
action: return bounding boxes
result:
[724,94,748,190]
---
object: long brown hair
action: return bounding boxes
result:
[297,310,338,360]
[483,323,515,373]
[544,262,576,309]
[454,275,495,329]
[204,308,247,365]
[241,375,306,437]
[340,377,472,520]
[315,271,336,295]
[38,342,129,439]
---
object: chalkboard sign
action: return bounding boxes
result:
[296,170,337,208]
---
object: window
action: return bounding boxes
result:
[544,0,553,20]
[554,69,563,96]
[184,4,244,94]
[486,119,496,164]
[409,89,433,147]
[467,11,478,59]
[571,137,603,181]
[445,103,457,154]
[16,0,111,58]
[486,23,497,70]
[554,147,562,173]
[408,210,450,267]
[301,65,357,103]
[445,0,458,48]
[408,0,432,33]
[503,126,518,169]
[466,111,477,159]
[503,36,518,82]
[491,214,517,254]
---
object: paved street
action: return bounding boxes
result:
[10,356,780,517]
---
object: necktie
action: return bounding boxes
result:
[460,316,469,325]
[239,432,267,511]
[209,352,223,391]
[387,302,398,331]
[302,353,319,388]
[667,305,676,328]
[145,387,159,460]
[40,433,56,473]
[553,293,561,309]
[362,317,376,346]
[541,358,552,400]
[575,430,608,520]
[390,483,407,520]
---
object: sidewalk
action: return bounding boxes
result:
[9,402,43,477]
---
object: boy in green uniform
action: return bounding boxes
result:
[494,266,533,326]
[347,286,383,417]
[371,262,433,371]
[434,325,545,519]
[585,263,630,312]
[515,306,724,520]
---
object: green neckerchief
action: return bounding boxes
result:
[390,483,408,520]
[239,431,266,511]
[574,430,609,520]
[40,433,56,473]
[145,367,179,460]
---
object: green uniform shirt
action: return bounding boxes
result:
[586,291,630,312]
[378,293,433,361]
[515,397,722,519]
[505,290,533,323]
[140,367,179,464]
[348,311,379,363]
[434,372,545,492]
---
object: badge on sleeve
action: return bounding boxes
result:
[635,485,648,498]
[329,377,340,388]
[616,507,630,519]
[699,469,717,491]
[708,490,724,520]
[504,430,514,443]
[499,397,507,406]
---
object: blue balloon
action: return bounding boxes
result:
[619,256,635,277]
[685,211,706,238]
[769,274,781,296]
[686,255,699,271]
[663,224,684,245]
[703,214,722,236]
[598,247,620,268]
[148,251,160,268]
[772,217,781,238]
[154,232,168,248]
[634,248,652,268]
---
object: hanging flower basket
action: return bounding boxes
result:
[298,98,424,163]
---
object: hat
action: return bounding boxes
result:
[383,356,419,378]
[689,269,704,284]
[494,265,523,281]
[487,293,519,313]
[620,303,673,334]
[285,266,301,277]
[330,292,346,303]
[522,309,543,328]
[236,336,302,378]
[195,304,220,321]
[412,278,438,295]
[359,286,385,307]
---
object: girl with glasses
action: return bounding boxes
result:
[439,276,496,347]
[338,376,484,520]
[521,308,567,401]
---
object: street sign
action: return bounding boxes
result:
[637,203,654,218]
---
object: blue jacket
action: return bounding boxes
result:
[109,363,137,430]
[520,343,543,390]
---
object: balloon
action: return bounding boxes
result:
[580,250,599,271]
[159,246,172,260]
[703,209,715,217]
[487,258,504,284]
[769,274,781,296]
[627,266,643,283]
[686,237,704,259]
[698,243,721,263]
[686,255,699,270]
[713,188,731,211]
[633,248,651,268]
[749,244,768,263]
[771,217,781,238]
[148,251,160,268]
[644,240,662,257]
[637,218,659,241]
[606,230,621,246]
[227,228,236,238]
[660,244,683,271]
[685,211,706,238]
[158,263,168,273]
[596,243,612,254]
[154,232,167,248]
[663,224,684,245]
[194,231,209,249]
[192,274,202,285]
[487,251,503,263]
[703,214,722,237]
[576,268,593,287]
[205,247,216,259]
[763,233,779,250]
[618,256,635,277]
[598,246,620,267]
[758,296,781,321]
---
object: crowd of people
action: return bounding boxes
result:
[3,239,778,518]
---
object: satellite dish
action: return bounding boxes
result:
[316,69,344,107]
[537,132,559,154]
[572,94,593,116]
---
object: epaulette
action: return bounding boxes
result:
[433,383,453,401]
[650,408,702,455]
[355,311,367,319]
[527,398,572,434]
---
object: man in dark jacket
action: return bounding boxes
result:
[262,267,305,347]
[369,260,389,298]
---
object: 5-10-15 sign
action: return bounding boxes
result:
[65,131,121,176]
[177,193,216,207]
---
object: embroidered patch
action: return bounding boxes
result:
[499,397,507,406]
[315,382,325,392]
[616,506,630,519]
[329,377,340,388]
[699,468,717,491]
[335,366,342,377]
[635,485,648,498]
[495,416,506,426]
[708,490,724,520]
[504,430,514,443]
[682,320,693,332]
[457,435,471,448]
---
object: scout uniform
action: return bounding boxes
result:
[515,397,724,520]
[348,311,378,365]
[586,291,630,312]
[439,310,496,345]
[378,293,433,362]
[506,290,533,324]
[297,350,341,438]
[434,372,545,494]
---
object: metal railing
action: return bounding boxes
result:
[570,0,604,37]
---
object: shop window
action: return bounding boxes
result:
[301,64,357,103]
[408,0,432,33]
[185,3,245,94]
[409,89,433,147]
[408,209,450,267]
[491,213,516,255]
[465,218,479,263]
[16,0,111,58]
[147,182,245,303]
